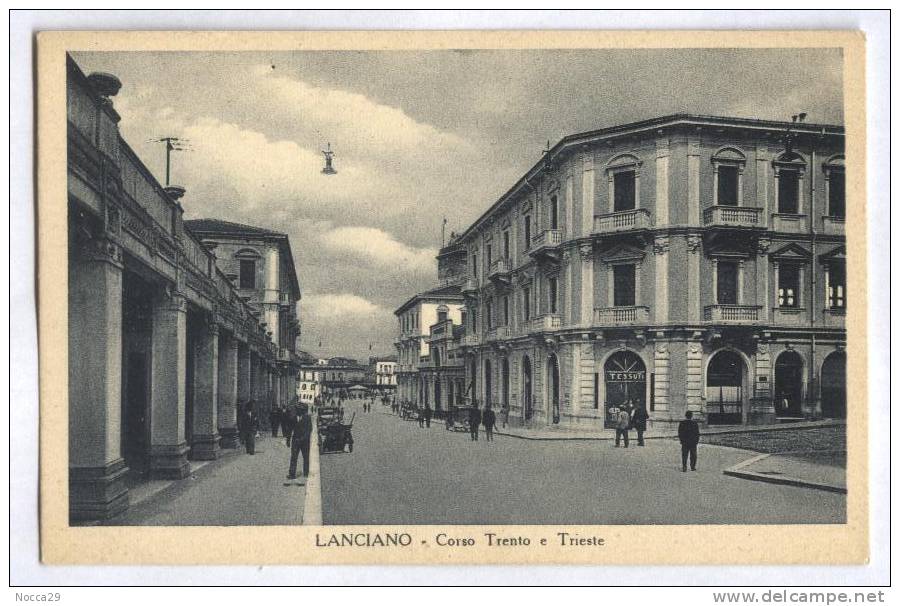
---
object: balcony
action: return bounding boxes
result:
[771,213,807,234]
[486,326,510,341]
[822,216,845,236]
[593,305,650,326]
[277,348,292,362]
[461,334,480,347]
[530,313,561,333]
[703,206,763,228]
[529,229,563,262]
[488,258,512,285]
[593,209,651,235]
[461,277,478,296]
[279,292,292,307]
[703,304,761,323]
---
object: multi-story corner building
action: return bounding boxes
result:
[371,355,398,389]
[65,56,300,520]
[418,306,468,411]
[450,114,846,429]
[394,284,466,407]
[185,218,303,414]
[297,366,324,405]
[296,358,369,402]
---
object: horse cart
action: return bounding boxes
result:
[317,407,354,454]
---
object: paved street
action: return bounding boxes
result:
[321,402,846,525]
[102,434,306,526]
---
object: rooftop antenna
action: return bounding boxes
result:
[321,142,337,175]
[541,139,552,169]
[147,137,192,186]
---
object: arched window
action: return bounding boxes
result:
[773,151,807,215]
[607,153,642,212]
[712,147,746,206]
[823,155,845,219]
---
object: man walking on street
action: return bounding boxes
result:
[482,405,496,442]
[241,400,258,455]
[287,404,313,480]
[469,406,482,441]
[424,403,432,428]
[270,406,282,438]
[614,405,631,448]
[631,404,649,446]
[678,410,700,472]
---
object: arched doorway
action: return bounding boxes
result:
[501,358,510,411]
[603,350,647,429]
[706,350,747,425]
[821,352,846,419]
[433,378,442,411]
[774,351,804,417]
[484,359,493,409]
[547,353,560,424]
[522,356,533,420]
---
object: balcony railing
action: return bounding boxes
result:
[593,305,650,326]
[822,216,845,236]
[461,277,478,294]
[771,213,807,233]
[486,326,510,341]
[531,228,562,248]
[462,334,480,347]
[488,258,510,279]
[703,206,763,228]
[530,313,561,332]
[279,292,292,307]
[703,305,761,323]
[278,348,292,362]
[593,209,651,234]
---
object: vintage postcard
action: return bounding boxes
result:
[37,29,867,565]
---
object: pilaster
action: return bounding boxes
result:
[217,335,239,448]
[191,319,220,460]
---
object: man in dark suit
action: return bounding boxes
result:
[678,410,701,472]
[468,406,482,441]
[241,400,258,455]
[631,404,650,446]
[287,404,313,479]
[482,405,497,442]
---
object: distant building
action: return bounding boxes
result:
[296,357,369,402]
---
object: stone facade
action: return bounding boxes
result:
[66,55,301,521]
[439,114,846,429]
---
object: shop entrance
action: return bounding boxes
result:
[603,350,646,429]
[774,351,804,417]
[522,356,533,420]
[821,352,846,419]
[547,353,560,424]
[706,350,746,425]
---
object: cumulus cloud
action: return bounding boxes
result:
[320,226,437,274]
[303,293,383,319]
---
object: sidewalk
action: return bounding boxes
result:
[723,451,847,493]
[494,418,844,441]
[95,432,318,526]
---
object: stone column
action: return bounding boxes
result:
[217,335,239,448]
[653,236,669,323]
[191,319,219,460]
[579,243,594,326]
[688,138,701,224]
[656,137,670,226]
[249,351,260,403]
[582,153,595,236]
[237,341,251,405]
[149,289,190,479]
[687,235,702,322]
[68,237,129,520]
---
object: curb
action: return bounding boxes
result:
[302,422,324,525]
[722,453,847,494]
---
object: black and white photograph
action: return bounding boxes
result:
[24,21,885,576]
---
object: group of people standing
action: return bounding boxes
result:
[466,405,499,441]
[235,399,314,480]
[612,401,650,448]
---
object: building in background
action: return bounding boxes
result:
[296,357,369,402]
[370,355,398,392]
[185,218,304,416]
[444,113,845,429]
[65,56,302,521]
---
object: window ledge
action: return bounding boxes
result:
[774,307,806,313]
[824,307,846,315]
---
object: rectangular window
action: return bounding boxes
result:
[461,310,467,327]
[239,259,256,289]
[523,287,531,321]
[717,165,739,206]
[486,299,493,329]
[828,262,846,309]
[716,261,738,305]
[502,296,509,325]
[472,254,478,279]
[613,264,636,307]
[829,171,846,218]
[486,245,492,269]
[778,265,800,308]
[503,231,510,259]
[614,170,636,212]
[778,170,800,214]
[593,373,600,409]
[471,310,477,333]
[550,195,559,229]
[548,277,558,314]
[524,215,532,250]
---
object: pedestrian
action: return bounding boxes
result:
[424,403,432,428]
[614,404,630,448]
[482,405,496,441]
[631,403,649,446]
[241,400,259,455]
[678,410,701,472]
[468,406,482,441]
[417,405,425,428]
[270,406,282,438]
[236,401,246,445]
[287,404,313,480]
[281,405,293,444]
[500,402,510,429]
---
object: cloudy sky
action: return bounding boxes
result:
[72,49,843,360]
